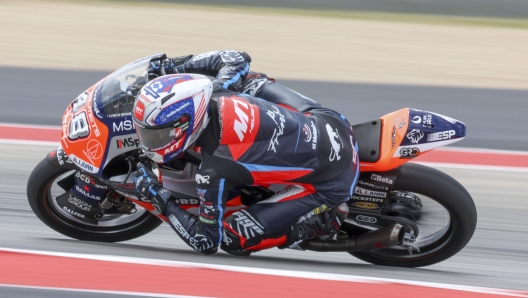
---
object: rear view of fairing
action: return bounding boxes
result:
[357,108,466,172]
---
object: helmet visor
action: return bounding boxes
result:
[136,114,190,151]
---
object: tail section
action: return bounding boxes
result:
[355,108,466,172]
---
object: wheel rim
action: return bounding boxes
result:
[366,191,454,259]
[45,170,150,232]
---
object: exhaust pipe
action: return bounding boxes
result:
[298,224,405,252]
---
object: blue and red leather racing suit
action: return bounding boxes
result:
[154,51,360,253]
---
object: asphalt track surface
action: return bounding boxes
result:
[1,66,527,151]
[1,143,528,294]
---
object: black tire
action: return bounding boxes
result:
[27,157,162,242]
[350,163,477,267]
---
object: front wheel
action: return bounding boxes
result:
[27,157,162,242]
[350,163,477,267]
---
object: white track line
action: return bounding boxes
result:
[0,139,59,146]
[1,247,526,297]
[0,284,209,298]
[0,122,61,129]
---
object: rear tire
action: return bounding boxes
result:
[27,157,162,242]
[350,163,477,267]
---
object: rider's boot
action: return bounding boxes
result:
[279,203,349,249]
[220,204,349,255]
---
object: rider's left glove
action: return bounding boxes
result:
[135,162,173,214]
[148,55,192,78]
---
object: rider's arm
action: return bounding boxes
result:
[134,162,232,254]
[172,50,251,92]
[163,168,234,253]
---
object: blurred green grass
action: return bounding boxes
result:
[52,0,528,29]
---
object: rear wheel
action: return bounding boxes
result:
[27,157,162,242]
[349,163,477,267]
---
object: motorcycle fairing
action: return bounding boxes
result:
[60,53,166,178]
[358,108,466,172]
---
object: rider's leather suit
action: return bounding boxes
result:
[157,50,360,254]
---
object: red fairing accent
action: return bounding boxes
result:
[250,170,313,184]
[219,96,261,161]
[246,235,287,251]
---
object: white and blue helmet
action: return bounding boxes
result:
[133,74,213,163]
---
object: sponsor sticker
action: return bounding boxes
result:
[85,139,103,160]
[370,173,393,185]
[302,123,312,142]
[400,147,420,159]
[406,129,424,144]
[350,195,384,203]
[356,215,377,223]
[354,186,387,198]
[174,198,200,205]
[112,120,135,132]
[391,117,397,148]
[354,202,379,210]
[427,130,455,142]
[199,216,217,224]
[69,154,99,174]
[357,180,388,191]
[135,100,145,121]
[326,123,343,161]
[310,121,318,150]
[116,137,140,149]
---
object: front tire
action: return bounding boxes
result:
[350,163,477,267]
[27,157,162,242]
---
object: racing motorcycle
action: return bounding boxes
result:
[27,54,477,267]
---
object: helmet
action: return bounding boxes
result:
[132,74,213,163]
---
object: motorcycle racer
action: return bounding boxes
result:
[133,50,360,255]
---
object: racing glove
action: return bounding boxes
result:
[134,162,174,214]
[148,55,192,78]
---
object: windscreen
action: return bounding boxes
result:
[98,58,151,118]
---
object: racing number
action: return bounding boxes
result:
[69,112,90,140]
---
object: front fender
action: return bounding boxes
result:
[46,146,80,171]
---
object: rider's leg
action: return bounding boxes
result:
[220,148,359,255]
[221,187,349,255]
